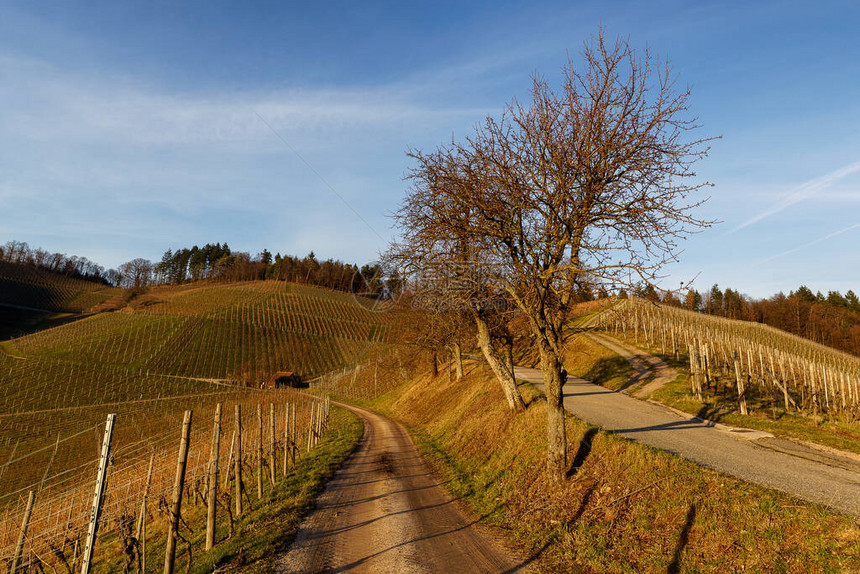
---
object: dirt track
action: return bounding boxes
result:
[276,403,531,573]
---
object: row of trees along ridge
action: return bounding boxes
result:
[0,240,398,297]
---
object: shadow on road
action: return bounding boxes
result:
[609,418,715,434]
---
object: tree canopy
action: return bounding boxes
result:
[395,31,714,479]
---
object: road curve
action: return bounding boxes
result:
[518,351,860,517]
[586,332,677,398]
[276,403,531,573]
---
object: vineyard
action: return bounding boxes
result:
[0,262,121,315]
[0,279,391,571]
[3,280,390,386]
[596,297,860,418]
[0,391,335,573]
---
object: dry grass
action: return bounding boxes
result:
[561,334,635,391]
[366,359,860,573]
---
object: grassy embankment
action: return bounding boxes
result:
[331,344,860,572]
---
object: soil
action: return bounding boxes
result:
[275,403,534,573]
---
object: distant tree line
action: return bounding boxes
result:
[151,244,396,295]
[0,240,110,284]
[633,283,860,357]
[0,239,395,296]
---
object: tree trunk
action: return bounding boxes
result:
[504,337,515,377]
[474,314,525,411]
[538,343,567,481]
[430,352,439,377]
[451,342,464,380]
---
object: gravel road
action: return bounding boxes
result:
[519,340,860,517]
[276,403,531,573]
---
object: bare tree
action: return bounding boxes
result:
[118,258,154,289]
[396,31,715,479]
[389,291,469,380]
[387,243,527,411]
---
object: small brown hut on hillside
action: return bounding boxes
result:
[266,371,305,388]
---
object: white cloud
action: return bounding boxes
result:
[0,52,489,149]
[762,221,860,263]
[731,160,860,232]
[0,50,506,268]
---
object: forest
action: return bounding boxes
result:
[0,240,394,296]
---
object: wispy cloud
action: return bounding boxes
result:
[731,160,860,233]
[0,49,505,267]
[762,221,860,263]
[0,52,489,149]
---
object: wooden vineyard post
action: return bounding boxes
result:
[256,404,264,499]
[316,400,324,445]
[140,505,146,574]
[81,412,116,574]
[660,323,665,356]
[269,403,276,486]
[290,403,296,467]
[320,398,325,437]
[778,354,789,403]
[688,346,702,401]
[702,344,711,388]
[314,401,321,447]
[223,430,235,489]
[307,403,315,452]
[746,347,754,393]
[10,490,35,574]
[164,409,193,574]
[672,326,678,360]
[135,453,154,541]
[284,403,290,477]
[234,405,243,517]
[206,403,222,551]
[733,351,748,415]
[768,352,789,412]
[135,450,154,571]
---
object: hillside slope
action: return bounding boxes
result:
[0,260,121,313]
[327,352,860,572]
[0,280,389,497]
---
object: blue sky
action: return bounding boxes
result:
[0,1,858,298]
